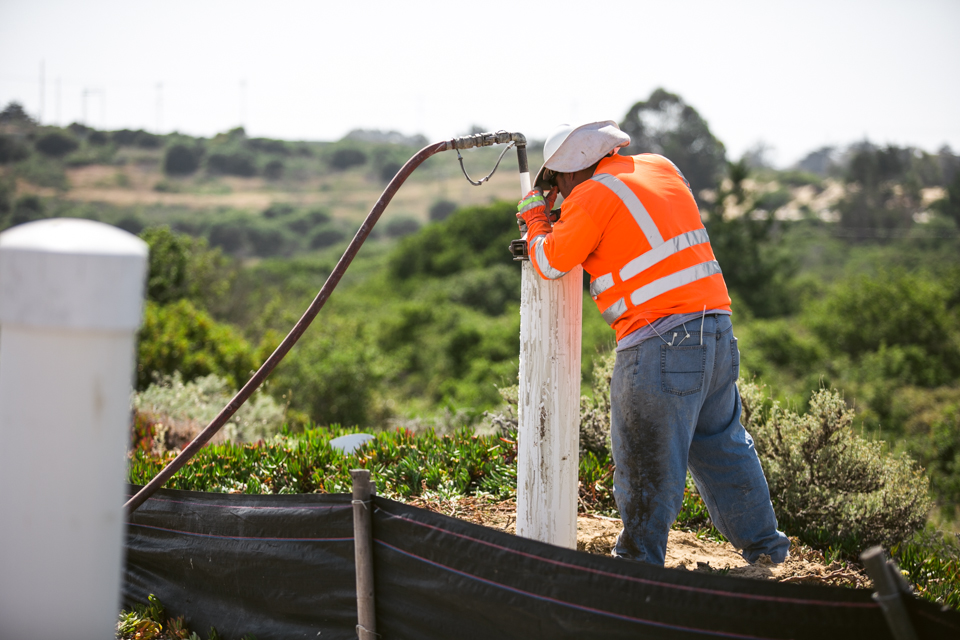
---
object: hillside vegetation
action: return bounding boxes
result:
[2,92,960,607]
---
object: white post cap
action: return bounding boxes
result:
[0,219,149,331]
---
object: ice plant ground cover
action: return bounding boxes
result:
[128,393,959,610]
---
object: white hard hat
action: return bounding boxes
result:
[535,121,631,188]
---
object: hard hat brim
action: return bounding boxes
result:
[534,121,630,188]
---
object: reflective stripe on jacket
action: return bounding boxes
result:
[526,153,731,341]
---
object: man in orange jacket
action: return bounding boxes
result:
[517,121,789,566]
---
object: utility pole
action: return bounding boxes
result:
[515,164,583,550]
[56,77,61,126]
[38,60,45,123]
[155,82,163,133]
[239,79,246,129]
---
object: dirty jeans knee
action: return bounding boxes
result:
[610,341,693,567]
[610,315,790,567]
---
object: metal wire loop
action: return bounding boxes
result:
[457,141,515,186]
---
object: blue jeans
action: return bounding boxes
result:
[610,314,789,566]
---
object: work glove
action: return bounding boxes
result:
[516,188,557,236]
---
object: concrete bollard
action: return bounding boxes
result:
[0,219,148,639]
[516,263,583,549]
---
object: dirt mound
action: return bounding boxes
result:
[407,496,871,589]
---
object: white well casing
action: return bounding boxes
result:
[516,259,583,549]
[0,219,147,640]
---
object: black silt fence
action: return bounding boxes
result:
[124,487,960,640]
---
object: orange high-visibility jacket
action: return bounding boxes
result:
[527,153,731,341]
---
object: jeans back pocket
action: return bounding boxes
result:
[660,344,706,396]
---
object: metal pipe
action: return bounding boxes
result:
[861,546,919,640]
[125,132,525,515]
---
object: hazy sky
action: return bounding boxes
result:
[1,0,958,167]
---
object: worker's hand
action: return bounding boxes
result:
[516,188,558,228]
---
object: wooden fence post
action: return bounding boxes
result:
[0,219,147,639]
[351,469,377,639]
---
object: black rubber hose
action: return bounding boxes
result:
[125,140,448,515]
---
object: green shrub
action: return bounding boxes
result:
[444,265,520,316]
[1,194,46,229]
[163,143,202,176]
[285,208,330,234]
[137,299,257,391]
[389,201,517,280]
[0,101,35,127]
[890,385,960,522]
[246,137,290,155]
[264,158,284,180]
[88,130,109,145]
[379,160,402,183]
[310,227,346,249]
[136,372,285,443]
[112,128,161,148]
[579,352,614,459]
[207,151,256,177]
[270,318,388,429]
[429,199,457,222]
[743,382,931,553]
[0,134,30,163]
[806,271,960,386]
[35,129,78,157]
[140,226,233,306]
[383,216,421,238]
[329,147,366,170]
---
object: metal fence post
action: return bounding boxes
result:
[351,469,377,639]
[0,219,147,639]
[861,546,919,640]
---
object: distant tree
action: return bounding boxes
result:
[310,228,346,249]
[163,143,203,176]
[794,146,840,177]
[384,216,421,238]
[838,145,917,236]
[0,102,36,127]
[935,171,960,228]
[706,159,796,317]
[0,135,30,164]
[111,128,162,148]
[68,122,93,137]
[88,130,109,145]
[207,151,257,177]
[620,88,726,199]
[263,159,284,180]
[379,161,402,183]
[35,130,79,157]
[390,202,518,280]
[329,147,367,170]
[262,203,296,219]
[246,137,289,155]
[286,209,331,234]
[139,225,232,306]
[429,200,457,222]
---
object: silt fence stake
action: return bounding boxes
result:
[351,469,377,639]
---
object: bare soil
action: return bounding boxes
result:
[406,495,872,589]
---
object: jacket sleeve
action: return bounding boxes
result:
[528,200,602,280]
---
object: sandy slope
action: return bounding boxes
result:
[407,495,872,589]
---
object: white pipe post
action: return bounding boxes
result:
[516,177,583,549]
[0,219,148,640]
